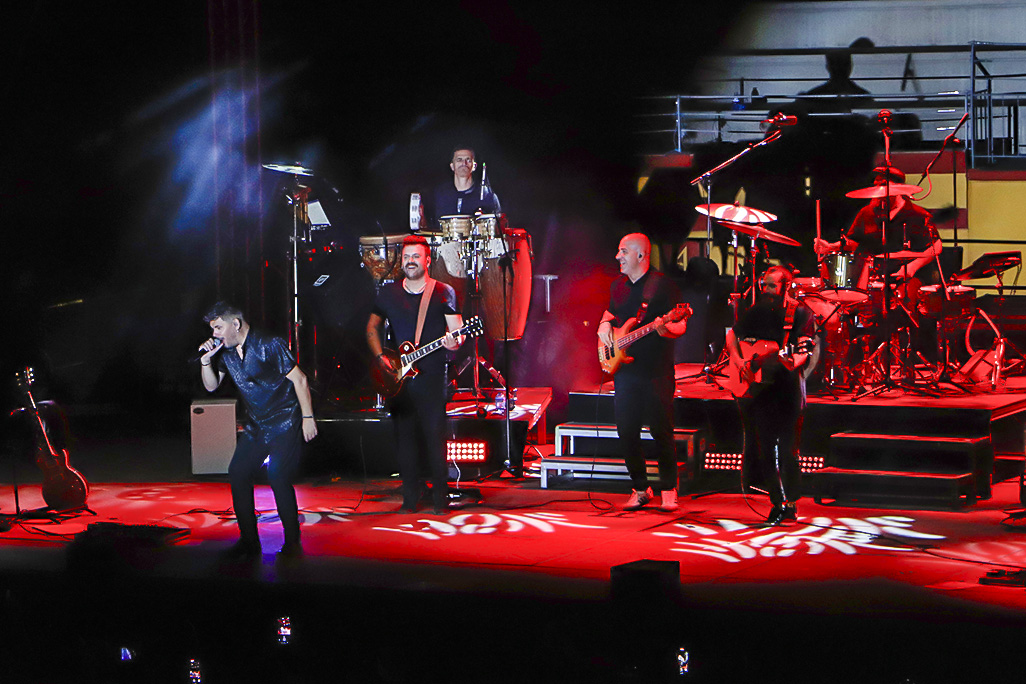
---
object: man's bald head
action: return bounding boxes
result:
[617,232,652,282]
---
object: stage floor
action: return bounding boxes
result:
[6,395,1026,682]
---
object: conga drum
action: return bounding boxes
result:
[439,215,472,241]
[426,233,468,310]
[480,229,532,340]
[358,234,405,283]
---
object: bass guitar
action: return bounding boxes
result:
[372,316,484,397]
[598,303,692,376]
[13,367,89,511]
[722,339,816,399]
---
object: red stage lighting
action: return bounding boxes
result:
[447,440,489,463]
[703,452,743,471]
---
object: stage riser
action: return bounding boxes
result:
[566,387,1026,503]
[307,416,527,477]
[568,392,1009,458]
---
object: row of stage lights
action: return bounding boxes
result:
[702,452,825,474]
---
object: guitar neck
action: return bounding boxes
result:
[402,323,475,365]
[617,320,660,350]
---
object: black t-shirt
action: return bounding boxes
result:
[847,201,938,256]
[734,297,815,394]
[429,181,501,224]
[216,328,299,439]
[607,269,683,379]
[373,280,458,377]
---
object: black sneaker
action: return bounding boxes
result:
[277,541,304,560]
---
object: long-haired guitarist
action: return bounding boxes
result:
[367,235,464,514]
[724,265,815,525]
[596,233,688,512]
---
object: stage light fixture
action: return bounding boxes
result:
[799,454,825,473]
[447,440,488,463]
[702,452,743,471]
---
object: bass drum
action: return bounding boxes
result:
[480,229,533,340]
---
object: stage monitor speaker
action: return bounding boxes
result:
[190,399,237,474]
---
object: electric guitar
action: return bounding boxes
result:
[598,303,693,376]
[372,317,484,397]
[13,367,89,511]
[722,339,816,398]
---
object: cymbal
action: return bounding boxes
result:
[696,203,777,224]
[845,183,923,199]
[262,163,315,176]
[717,220,801,247]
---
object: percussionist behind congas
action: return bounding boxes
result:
[424,146,501,226]
[813,165,942,289]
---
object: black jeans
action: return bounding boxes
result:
[614,372,678,492]
[391,372,450,508]
[738,389,803,507]
[228,425,303,546]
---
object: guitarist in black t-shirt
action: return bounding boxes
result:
[367,235,465,513]
[725,265,816,525]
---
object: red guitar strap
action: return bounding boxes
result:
[414,278,436,347]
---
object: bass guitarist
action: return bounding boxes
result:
[725,265,815,525]
[367,235,464,514]
[597,233,688,512]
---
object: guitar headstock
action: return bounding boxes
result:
[666,303,693,323]
[463,316,484,338]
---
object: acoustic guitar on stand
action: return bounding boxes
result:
[372,316,484,397]
[598,303,693,376]
[13,367,89,511]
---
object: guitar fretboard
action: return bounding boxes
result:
[401,321,479,366]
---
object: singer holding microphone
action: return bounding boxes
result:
[198,302,317,560]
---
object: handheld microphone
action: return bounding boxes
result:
[480,163,487,201]
[878,109,892,124]
[190,340,224,364]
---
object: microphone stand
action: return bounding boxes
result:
[690,128,783,291]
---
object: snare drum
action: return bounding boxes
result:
[439,215,473,241]
[358,234,405,283]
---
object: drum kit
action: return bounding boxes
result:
[700,183,1023,394]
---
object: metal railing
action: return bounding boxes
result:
[641,42,1026,167]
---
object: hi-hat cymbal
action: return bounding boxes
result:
[717,220,801,247]
[695,203,777,223]
[262,163,315,176]
[845,183,923,199]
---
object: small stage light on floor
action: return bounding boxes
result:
[798,454,825,473]
[187,658,203,683]
[447,439,488,463]
[702,452,743,471]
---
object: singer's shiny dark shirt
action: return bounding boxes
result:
[216,329,300,441]
[430,181,501,224]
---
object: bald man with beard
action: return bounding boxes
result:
[597,233,688,511]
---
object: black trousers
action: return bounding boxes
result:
[391,372,449,508]
[614,371,678,492]
[738,389,803,507]
[228,425,303,546]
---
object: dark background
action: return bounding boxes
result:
[1,1,747,424]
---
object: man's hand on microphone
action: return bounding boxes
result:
[198,338,223,366]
